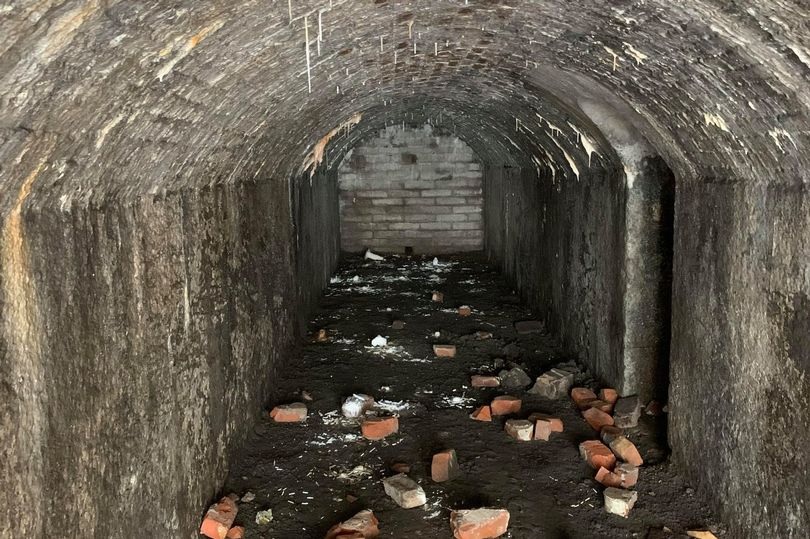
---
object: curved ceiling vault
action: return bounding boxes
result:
[1,0,808,211]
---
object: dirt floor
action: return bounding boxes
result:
[223,253,724,538]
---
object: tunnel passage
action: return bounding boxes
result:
[1,1,809,538]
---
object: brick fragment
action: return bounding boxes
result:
[314,329,329,342]
[582,407,615,432]
[571,387,598,410]
[595,466,624,488]
[613,396,642,428]
[382,474,427,508]
[325,509,380,539]
[528,368,574,399]
[599,388,619,406]
[490,396,521,416]
[269,402,308,423]
[532,419,552,441]
[470,405,492,422]
[616,462,639,488]
[527,413,564,433]
[498,367,532,389]
[609,436,644,466]
[434,344,457,358]
[226,526,245,539]
[514,320,543,334]
[470,375,500,388]
[579,440,617,470]
[450,508,510,539]
[504,419,534,441]
[458,305,472,317]
[361,416,399,440]
[585,399,614,413]
[200,497,238,539]
[604,487,638,518]
[432,449,460,482]
[600,425,624,445]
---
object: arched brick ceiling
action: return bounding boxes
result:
[1,0,808,211]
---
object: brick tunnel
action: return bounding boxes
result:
[0,1,808,538]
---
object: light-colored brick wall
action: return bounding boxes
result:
[338,124,483,254]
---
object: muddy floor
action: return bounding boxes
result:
[223,253,723,538]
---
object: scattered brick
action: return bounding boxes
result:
[361,416,399,440]
[226,526,244,539]
[450,508,510,539]
[315,329,329,342]
[458,305,472,316]
[686,531,719,539]
[527,413,564,433]
[582,407,615,432]
[325,509,380,539]
[382,474,427,508]
[528,368,574,399]
[434,344,457,358]
[604,487,638,518]
[613,396,642,428]
[470,375,500,388]
[595,466,623,488]
[609,436,644,466]
[532,419,552,441]
[600,425,624,445]
[504,419,534,441]
[616,462,639,488]
[200,497,238,539]
[514,320,543,334]
[599,388,619,406]
[571,387,598,409]
[585,399,614,413]
[490,396,521,416]
[269,402,308,423]
[470,405,492,422]
[391,320,406,330]
[579,440,617,470]
[432,449,460,482]
[432,291,444,302]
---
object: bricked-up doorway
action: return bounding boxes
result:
[338,124,483,254]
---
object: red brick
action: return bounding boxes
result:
[585,399,614,413]
[432,449,460,482]
[361,416,399,440]
[226,526,245,539]
[200,497,238,539]
[599,388,619,406]
[579,440,617,470]
[470,405,492,422]
[532,419,552,441]
[490,396,521,416]
[434,344,457,358]
[325,509,380,539]
[450,508,510,539]
[270,402,308,423]
[609,436,644,466]
[458,305,472,317]
[600,425,624,445]
[595,466,624,488]
[582,407,615,432]
[527,413,564,433]
[571,387,598,410]
[470,375,500,388]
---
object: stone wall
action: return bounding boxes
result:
[338,125,482,254]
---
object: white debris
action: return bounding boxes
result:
[365,249,385,261]
[335,465,373,484]
[375,399,410,412]
[371,335,388,347]
[255,509,273,525]
[342,394,375,418]
[241,491,256,503]
[352,275,361,283]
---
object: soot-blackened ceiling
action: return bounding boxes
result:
[1,0,808,212]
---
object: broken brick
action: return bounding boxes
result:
[504,419,534,441]
[458,305,472,316]
[585,399,614,413]
[269,402,308,423]
[604,487,638,518]
[571,387,598,409]
[599,388,619,406]
[325,509,380,539]
[616,462,639,488]
[613,395,642,428]
[200,497,238,539]
[470,405,492,422]
[582,407,615,432]
[498,367,532,389]
[450,508,510,539]
[226,526,245,539]
[595,466,624,488]
[609,436,644,466]
[579,440,617,470]
[514,320,543,334]
[382,474,427,508]
[315,329,329,342]
[528,413,564,433]
[361,416,399,440]
[431,449,460,482]
[600,425,624,445]
[528,368,574,399]
[490,396,521,416]
[434,344,457,358]
[470,375,500,388]
[432,291,444,302]
[532,419,552,441]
